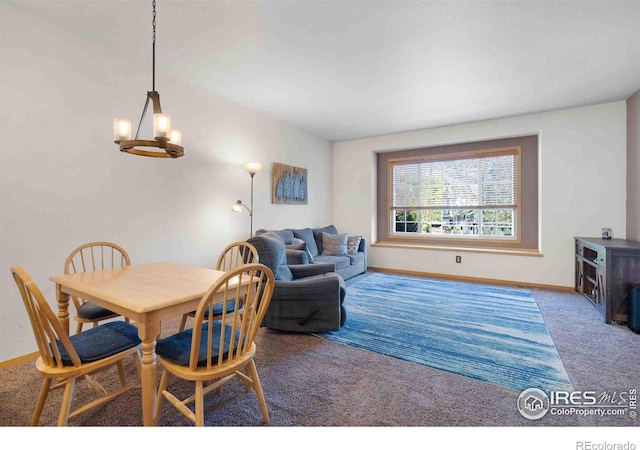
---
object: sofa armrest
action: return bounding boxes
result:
[290,262,335,278]
[274,273,342,302]
[358,237,367,270]
[286,249,309,265]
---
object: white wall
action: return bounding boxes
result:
[0,5,332,362]
[333,102,627,288]
[627,90,640,241]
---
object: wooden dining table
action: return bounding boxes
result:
[50,261,232,426]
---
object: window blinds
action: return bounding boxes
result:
[391,150,518,210]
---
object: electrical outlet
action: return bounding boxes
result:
[456,255,462,263]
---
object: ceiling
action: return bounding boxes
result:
[10,0,640,142]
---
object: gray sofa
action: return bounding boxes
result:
[255,225,367,281]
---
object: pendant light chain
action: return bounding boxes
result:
[152,0,156,92]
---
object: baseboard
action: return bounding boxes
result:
[0,351,38,370]
[367,266,574,292]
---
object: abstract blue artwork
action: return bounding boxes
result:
[272,162,307,204]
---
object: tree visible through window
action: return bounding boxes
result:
[390,147,520,240]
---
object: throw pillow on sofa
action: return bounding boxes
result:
[347,235,362,254]
[313,225,338,255]
[322,232,348,255]
[292,228,319,254]
[286,237,306,250]
[287,237,315,263]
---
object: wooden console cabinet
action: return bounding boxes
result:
[574,237,640,324]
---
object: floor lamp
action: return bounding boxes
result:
[231,162,262,237]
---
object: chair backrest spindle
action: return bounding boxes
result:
[64,242,130,310]
[216,242,259,271]
[188,264,273,372]
[11,266,82,368]
[178,242,260,333]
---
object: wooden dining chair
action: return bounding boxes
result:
[155,263,275,426]
[64,241,131,334]
[178,241,259,331]
[10,265,142,426]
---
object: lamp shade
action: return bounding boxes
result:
[153,113,170,138]
[169,129,182,146]
[231,200,243,213]
[243,162,263,175]
[114,119,132,141]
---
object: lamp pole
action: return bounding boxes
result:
[232,162,262,238]
[249,172,255,237]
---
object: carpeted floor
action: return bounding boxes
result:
[1,271,639,431]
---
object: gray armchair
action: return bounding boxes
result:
[247,235,346,332]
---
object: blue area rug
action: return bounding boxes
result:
[320,272,573,392]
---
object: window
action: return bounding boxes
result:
[390,147,519,241]
[376,135,539,252]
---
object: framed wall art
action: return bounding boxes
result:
[272,162,307,205]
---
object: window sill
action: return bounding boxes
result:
[372,240,543,257]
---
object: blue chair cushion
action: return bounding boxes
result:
[189,300,241,318]
[56,321,141,366]
[77,301,117,320]
[156,322,242,366]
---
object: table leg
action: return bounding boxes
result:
[139,313,160,426]
[56,284,70,335]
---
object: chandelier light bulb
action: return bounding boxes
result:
[154,113,170,139]
[169,129,182,146]
[114,119,132,141]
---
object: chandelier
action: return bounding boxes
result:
[113,0,184,158]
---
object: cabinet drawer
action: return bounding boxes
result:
[581,243,605,266]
